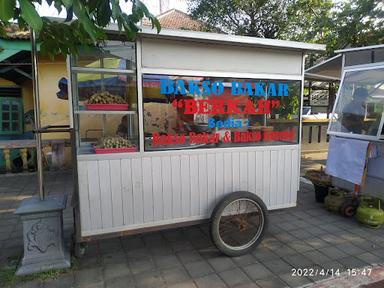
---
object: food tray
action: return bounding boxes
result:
[85,103,129,111]
[93,147,138,154]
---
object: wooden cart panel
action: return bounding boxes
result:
[77,145,299,237]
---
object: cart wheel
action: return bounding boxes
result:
[210,191,268,257]
[340,198,359,217]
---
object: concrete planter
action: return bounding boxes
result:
[14,194,70,275]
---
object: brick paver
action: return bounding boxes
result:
[1,165,384,287]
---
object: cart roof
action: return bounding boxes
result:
[335,44,384,53]
[107,24,325,52]
[305,54,342,81]
[305,44,384,81]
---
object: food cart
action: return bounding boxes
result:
[68,27,324,255]
[326,45,384,212]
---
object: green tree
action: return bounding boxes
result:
[187,0,334,39]
[188,0,384,56]
[283,0,384,56]
[0,0,160,56]
[279,0,333,43]
[326,0,384,53]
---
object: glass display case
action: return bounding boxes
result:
[328,65,384,141]
[70,41,139,154]
[142,74,301,151]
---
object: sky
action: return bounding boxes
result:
[36,0,188,18]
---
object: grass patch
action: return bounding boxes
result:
[0,255,78,288]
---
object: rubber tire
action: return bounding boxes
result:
[210,191,268,257]
[340,198,359,217]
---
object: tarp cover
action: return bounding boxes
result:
[326,136,369,184]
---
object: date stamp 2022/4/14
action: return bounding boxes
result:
[291,268,373,277]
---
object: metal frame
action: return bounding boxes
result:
[31,29,44,200]
[66,56,74,129]
[140,68,303,81]
[335,44,384,53]
[139,77,304,156]
[343,61,384,71]
[69,45,139,151]
[137,39,145,154]
[297,53,306,188]
[71,67,135,75]
[327,61,384,141]
[69,38,306,159]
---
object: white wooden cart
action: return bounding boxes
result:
[68,28,324,255]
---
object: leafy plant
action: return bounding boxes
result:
[188,0,384,59]
[0,0,161,57]
[188,0,290,38]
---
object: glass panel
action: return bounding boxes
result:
[2,112,9,121]
[2,102,9,111]
[12,122,19,131]
[345,50,372,67]
[72,72,136,107]
[329,67,384,138]
[143,74,301,151]
[2,122,9,131]
[73,41,136,71]
[12,112,19,120]
[11,103,18,111]
[71,40,139,154]
[75,113,139,154]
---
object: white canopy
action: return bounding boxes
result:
[305,54,342,81]
[305,44,384,82]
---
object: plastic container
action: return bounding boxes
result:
[305,168,332,203]
[314,184,329,203]
[356,197,384,228]
[324,188,348,212]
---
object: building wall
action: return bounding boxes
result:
[1,57,70,136]
[37,56,72,167]
[21,80,33,113]
[38,56,69,138]
[0,57,72,171]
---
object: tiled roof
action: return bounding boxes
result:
[2,9,203,40]
[143,9,202,31]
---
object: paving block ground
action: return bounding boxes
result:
[1,155,384,287]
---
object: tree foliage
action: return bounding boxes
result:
[282,0,384,55]
[326,0,384,52]
[188,0,290,38]
[0,0,160,56]
[188,0,384,56]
